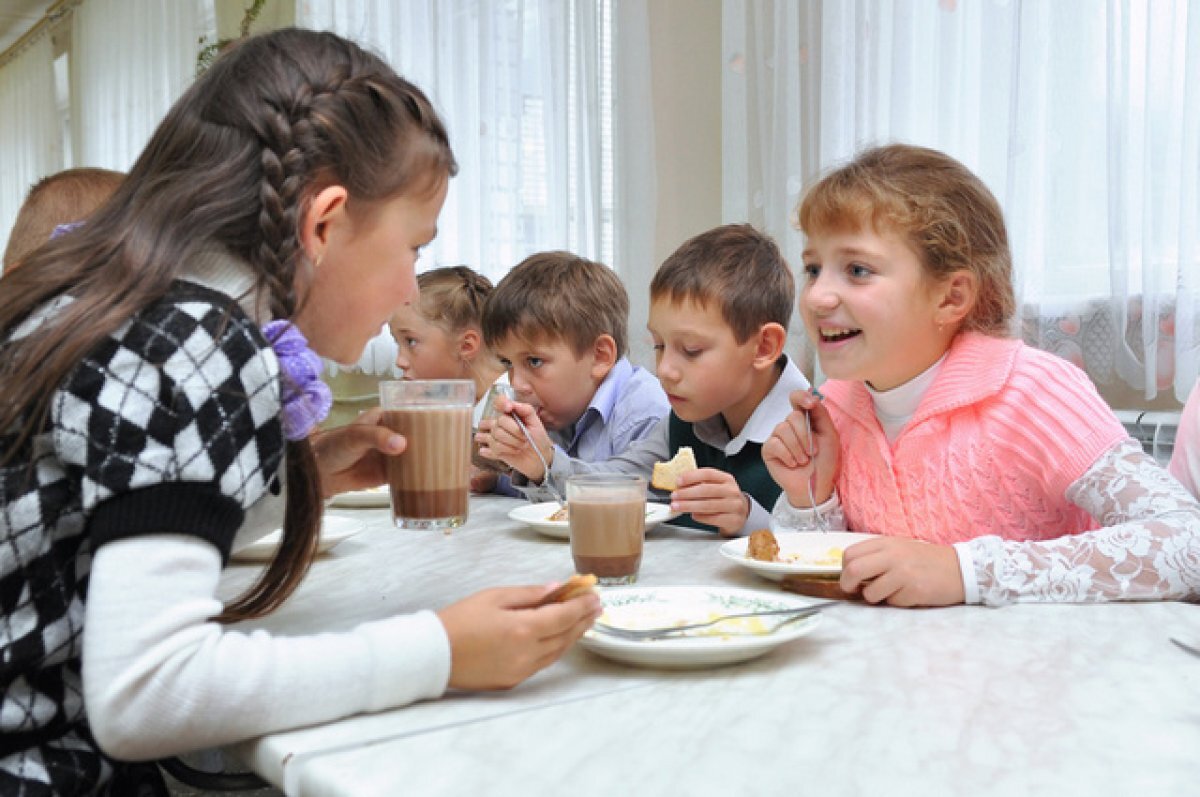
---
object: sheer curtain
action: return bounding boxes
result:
[0,36,62,263]
[296,0,655,375]
[723,0,1200,404]
[70,0,215,171]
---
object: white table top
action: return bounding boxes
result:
[220,495,1200,796]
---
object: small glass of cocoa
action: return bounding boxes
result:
[566,474,646,585]
[380,379,475,530]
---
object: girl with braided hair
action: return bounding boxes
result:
[0,28,599,796]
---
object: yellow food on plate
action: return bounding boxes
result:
[780,547,844,567]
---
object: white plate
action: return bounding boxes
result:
[231,515,366,562]
[327,486,391,508]
[507,500,681,540]
[579,585,823,669]
[719,531,877,581]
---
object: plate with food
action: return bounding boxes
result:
[719,529,877,581]
[327,485,391,508]
[231,515,366,562]
[507,500,681,540]
[579,585,823,669]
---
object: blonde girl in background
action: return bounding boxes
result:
[764,143,1200,608]
[389,265,509,492]
[0,28,597,796]
[389,265,507,424]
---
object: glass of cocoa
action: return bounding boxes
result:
[380,379,475,530]
[565,474,646,585]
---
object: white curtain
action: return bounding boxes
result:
[0,35,62,263]
[297,0,656,373]
[723,0,1200,404]
[70,0,215,171]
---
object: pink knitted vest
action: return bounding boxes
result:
[821,333,1128,544]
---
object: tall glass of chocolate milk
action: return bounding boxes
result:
[380,380,475,530]
[565,474,647,585]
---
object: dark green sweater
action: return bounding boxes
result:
[666,413,782,532]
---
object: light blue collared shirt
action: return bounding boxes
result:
[511,358,668,498]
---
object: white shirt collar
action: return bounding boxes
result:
[694,354,811,455]
[866,354,947,443]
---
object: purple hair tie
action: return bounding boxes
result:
[50,221,85,240]
[262,320,333,441]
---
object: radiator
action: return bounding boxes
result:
[1113,410,1180,465]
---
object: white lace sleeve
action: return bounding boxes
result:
[770,490,847,532]
[967,438,1200,605]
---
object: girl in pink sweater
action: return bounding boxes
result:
[764,144,1200,607]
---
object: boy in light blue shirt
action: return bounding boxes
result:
[478,251,669,497]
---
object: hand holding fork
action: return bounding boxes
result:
[762,388,834,532]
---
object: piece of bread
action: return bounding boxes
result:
[547,506,569,522]
[539,573,598,605]
[746,529,780,562]
[651,446,697,491]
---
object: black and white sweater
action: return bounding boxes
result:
[0,274,284,794]
[1,252,450,796]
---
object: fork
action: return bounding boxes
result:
[1170,637,1200,658]
[512,413,566,507]
[591,601,833,641]
[803,410,830,533]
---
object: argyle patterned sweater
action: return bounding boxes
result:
[0,281,283,796]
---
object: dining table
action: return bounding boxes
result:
[219,493,1200,796]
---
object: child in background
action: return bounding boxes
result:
[390,265,507,423]
[483,225,809,536]
[2,166,125,271]
[0,29,597,795]
[1169,379,1200,498]
[389,265,509,491]
[764,143,1200,606]
[477,251,669,499]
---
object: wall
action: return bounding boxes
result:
[624,0,721,368]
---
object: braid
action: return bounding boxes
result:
[254,102,312,317]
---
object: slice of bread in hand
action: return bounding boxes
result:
[543,573,598,604]
[651,446,697,491]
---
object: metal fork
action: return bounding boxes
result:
[803,411,830,533]
[591,601,833,641]
[512,413,566,507]
[1170,637,1200,658]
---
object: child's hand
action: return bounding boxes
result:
[469,466,498,494]
[477,398,555,482]
[670,468,750,537]
[436,585,602,690]
[311,407,406,498]
[763,390,839,508]
[839,537,965,606]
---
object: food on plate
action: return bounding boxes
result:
[745,529,843,566]
[545,505,657,522]
[747,529,780,562]
[780,547,844,567]
[651,446,697,491]
[539,573,598,605]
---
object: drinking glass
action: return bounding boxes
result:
[380,380,474,530]
[566,474,646,585]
